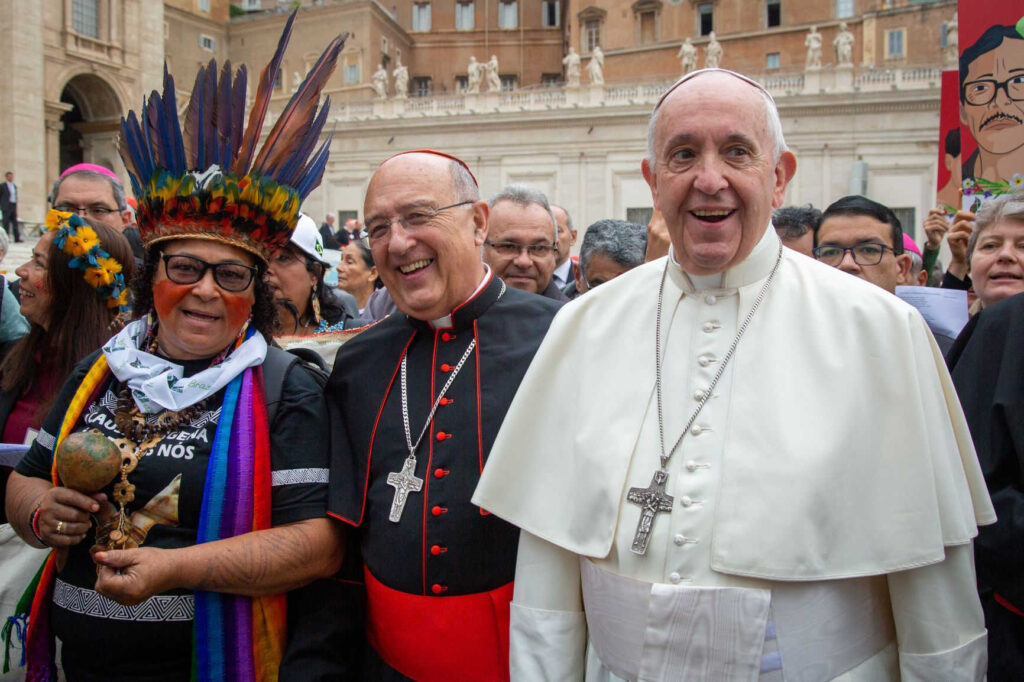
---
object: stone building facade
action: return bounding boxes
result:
[0,0,954,247]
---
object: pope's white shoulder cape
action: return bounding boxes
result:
[473,235,995,580]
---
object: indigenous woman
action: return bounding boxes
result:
[4,15,345,681]
[335,237,381,314]
[267,213,362,335]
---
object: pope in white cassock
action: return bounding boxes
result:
[472,68,996,681]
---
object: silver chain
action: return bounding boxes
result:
[399,280,505,460]
[655,243,783,470]
[401,338,476,459]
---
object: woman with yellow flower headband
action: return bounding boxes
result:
[4,14,347,682]
[0,212,133,450]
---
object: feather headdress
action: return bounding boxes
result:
[118,12,346,263]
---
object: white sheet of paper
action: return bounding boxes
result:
[895,286,970,340]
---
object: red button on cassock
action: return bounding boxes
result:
[434,468,449,478]
[440,363,452,372]
[439,397,452,406]
[436,431,450,441]
[441,332,453,342]
[430,544,446,555]
[431,505,447,516]
[431,584,446,594]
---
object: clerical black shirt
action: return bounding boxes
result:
[327,274,562,595]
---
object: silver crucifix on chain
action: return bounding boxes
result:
[627,469,674,555]
[387,456,424,523]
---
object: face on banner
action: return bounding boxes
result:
[958,8,1024,210]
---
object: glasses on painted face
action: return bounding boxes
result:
[366,200,474,244]
[962,75,1024,106]
[484,240,558,258]
[813,243,894,267]
[161,254,258,292]
[53,203,120,218]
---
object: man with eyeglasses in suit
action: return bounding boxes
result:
[483,184,569,301]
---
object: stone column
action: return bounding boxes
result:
[0,1,46,225]
[44,101,74,191]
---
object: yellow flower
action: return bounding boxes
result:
[46,209,73,232]
[96,255,123,274]
[65,226,99,257]
[84,266,114,288]
[108,289,130,309]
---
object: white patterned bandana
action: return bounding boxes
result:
[103,318,268,413]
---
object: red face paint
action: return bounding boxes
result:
[153,279,192,321]
[222,292,254,330]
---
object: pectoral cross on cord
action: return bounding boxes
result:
[628,243,782,555]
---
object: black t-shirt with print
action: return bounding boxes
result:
[16,348,329,681]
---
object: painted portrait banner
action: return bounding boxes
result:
[958,6,1024,210]
[938,70,962,214]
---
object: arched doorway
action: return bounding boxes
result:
[51,73,124,181]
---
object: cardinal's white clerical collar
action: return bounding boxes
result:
[430,264,492,329]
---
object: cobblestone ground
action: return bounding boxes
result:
[2,238,35,279]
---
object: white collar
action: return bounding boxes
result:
[668,225,778,294]
[430,264,492,329]
[553,258,573,283]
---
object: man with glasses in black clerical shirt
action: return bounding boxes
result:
[814,195,911,294]
[483,184,569,301]
[815,195,956,354]
[315,150,562,681]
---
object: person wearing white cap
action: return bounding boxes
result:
[267,213,363,338]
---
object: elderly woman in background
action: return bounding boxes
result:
[267,213,362,336]
[963,192,1024,314]
[335,238,380,315]
[4,17,344,680]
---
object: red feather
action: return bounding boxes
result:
[251,33,346,179]
[231,11,296,176]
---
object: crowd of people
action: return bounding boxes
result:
[0,16,1020,682]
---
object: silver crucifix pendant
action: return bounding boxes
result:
[627,469,674,555]
[386,456,424,523]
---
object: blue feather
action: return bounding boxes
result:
[217,61,233,169]
[183,64,206,170]
[146,91,168,170]
[230,66,246,164]
[163,65,186,175]
[295,134,332,199]
[275,100,330,187]
[119,111,152,191]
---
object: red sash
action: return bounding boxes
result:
[364,567,512,682]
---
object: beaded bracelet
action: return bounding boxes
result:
[29,503,47,546]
